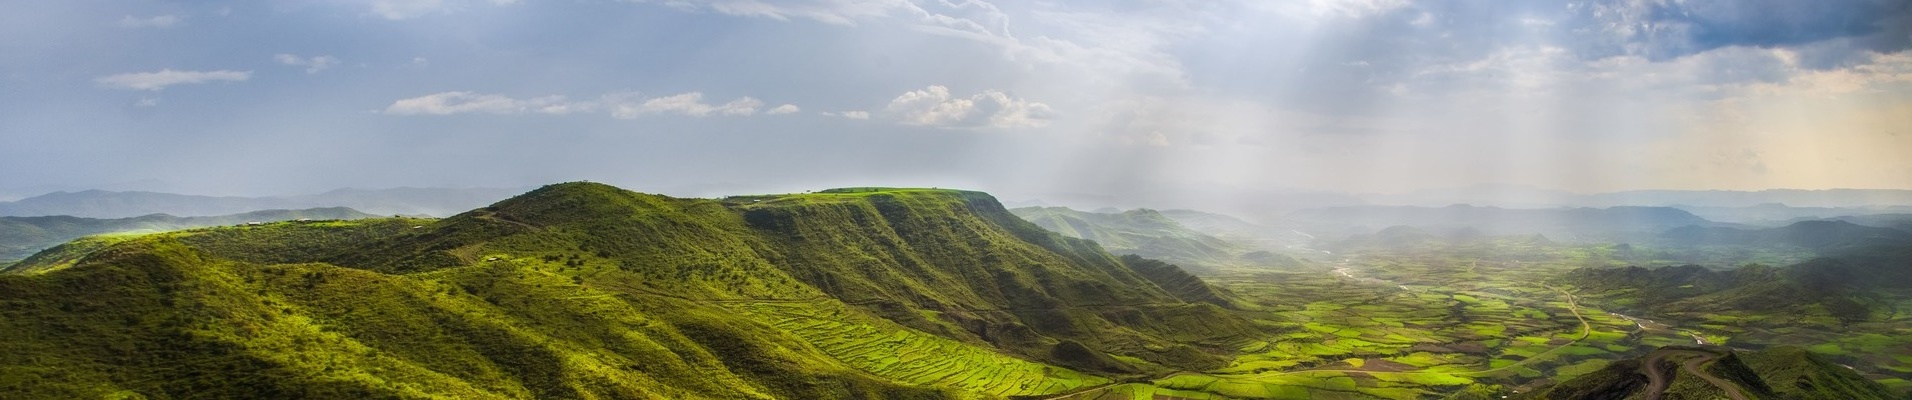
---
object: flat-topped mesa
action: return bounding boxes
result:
[0,181,1268,398]
[491,183,1249,366]
[37,181,1254,372]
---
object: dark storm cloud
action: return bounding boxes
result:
[1565,0,1912,65]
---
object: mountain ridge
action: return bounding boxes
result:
[0,207,379,263]
[0,187,528,218]
[0,182,1255,399]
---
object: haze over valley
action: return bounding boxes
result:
[4,0,1912,399]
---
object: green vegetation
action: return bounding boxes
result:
[0,207,377,262]
[5,182,1909,399]
[0,183,1251,399]
[1520,346,1899,400]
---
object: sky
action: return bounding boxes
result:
[1,0,1909,200]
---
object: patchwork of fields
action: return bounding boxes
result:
[1053,241,1859,399]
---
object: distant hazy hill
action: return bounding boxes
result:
[0,187,527,218]
[0,183,1255,399]
[1011,207,1289,271]
[1562,263,1875,323]
[1789,213,1912,232]
[1673,204,1912,225]
[1658,220,1912,251]
[1155,209,1315,247]
[0,207,377,262]
[1285,204,1718,240]
[1520,346,1897,400]
[1368,186,1912,209]
[1564,225,1912,324]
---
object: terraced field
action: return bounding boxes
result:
[1573,283,1912,393]
[1056,243,1705,399]
[731,302,1108,397]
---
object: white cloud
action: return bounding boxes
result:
[274,54,341,73]
[118,15,181,28]
[370,0,445,19]
[385,91,780,118]
[369,0,520,20]
[384,92,533,115]
[626,92,764,117]
[95,69,251,91]
[1306,0,1409,18]
[823,111,871,119]
[382,92,586,115]
[881,85,1053,128]
[766,104,801,115]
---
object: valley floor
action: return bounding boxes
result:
[1049,242,1912,399]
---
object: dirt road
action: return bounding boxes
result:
[1641,347,1749,400]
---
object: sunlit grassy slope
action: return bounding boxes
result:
[0,207,378,262]
[0,182,1253,399]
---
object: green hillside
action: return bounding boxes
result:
[0,207,378,262]
[0,183,1255,399]
[1519,345,1898,400]
[1009,206,1252,272]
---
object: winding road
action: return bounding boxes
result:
[1641,347,1750,400]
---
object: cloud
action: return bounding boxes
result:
[274,54,340,73]
[118,15,181,28]
[1306,0,1410,18]
[382,92,586,115]
[95,69,251,91]
[368,0,520,20]
[1563,0,1912,64]
[881,85,1054,128]
[629,92,764,117]
[627,0,993,32]
[766,104,801,115]
[823,111,870,120]
[385,91,779,118]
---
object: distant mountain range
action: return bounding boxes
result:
[1363,186,1912,209]
[1283,204,1721,241]
[1672,204,1912,225]
[1008,207,1308,272]
[1567,220,1912,324]
[0,207,378,262]
[0,187,529,218]
[1658,220,1912,252]
[1010,207,1243,270]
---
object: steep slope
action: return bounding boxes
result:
[1519,346,1897,400]
[0,207,378,262]
[0,182,1256,399]
[1009,206,1245,272]
[0,237,957,399]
